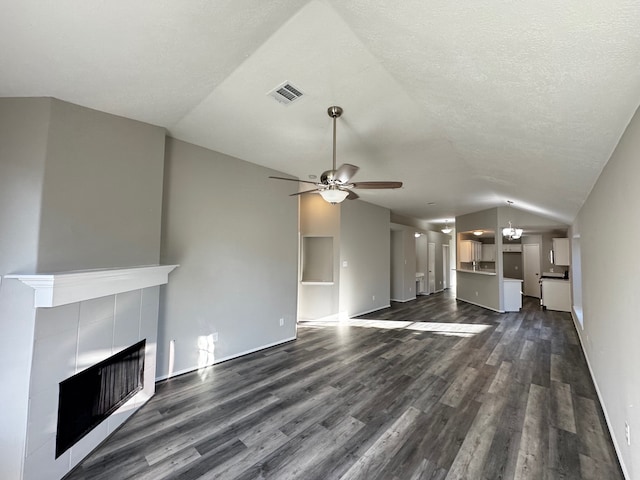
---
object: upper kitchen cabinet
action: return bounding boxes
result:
[552,238,570,266]
[459,239,481,263]
[457,230,496,273]
[503,243,522,252]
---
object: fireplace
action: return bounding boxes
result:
[3,265,177,480]
[56,339,146,458]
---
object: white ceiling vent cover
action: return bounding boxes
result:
[268,81,305,105]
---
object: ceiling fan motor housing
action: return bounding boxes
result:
[320,169,338,185]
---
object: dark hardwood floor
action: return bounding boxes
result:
[66,290,623,479]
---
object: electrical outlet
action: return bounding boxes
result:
[626,422,631,446]
[372,295,375,301]
[279,318,284,327]
[212,332,218,342]
[475,291,479,296]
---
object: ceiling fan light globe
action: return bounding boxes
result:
[319,189,349,204]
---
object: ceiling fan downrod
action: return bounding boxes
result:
[328,106,343,172]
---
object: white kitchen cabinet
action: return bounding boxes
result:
[459,240,482,263]
[481,244,496,262]
[552,238,570,266]
[503,278,523,312]
[502,243,522,252]
[541,279,571,312]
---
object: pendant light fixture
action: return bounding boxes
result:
[441,221,453,234]
[502,201,523,240]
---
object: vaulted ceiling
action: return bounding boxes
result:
[2,0,639,226]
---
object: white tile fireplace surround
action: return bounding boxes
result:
[5,265,177,480]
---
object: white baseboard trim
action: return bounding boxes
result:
[390,296,417,303]
[570,312,629,480]
[417,289,444,296]
[155,335,297,382]
[456,297,504,313]
[350,305,391,318]
[298,313,341,322]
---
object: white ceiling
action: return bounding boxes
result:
[2,0,640,226]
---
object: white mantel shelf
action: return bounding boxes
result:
[5,264,179,308]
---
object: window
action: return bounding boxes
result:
[572,235,583,327]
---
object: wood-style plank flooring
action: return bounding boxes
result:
[66,291,623,479]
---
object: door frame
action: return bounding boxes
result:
[523,243,541,298]
[442,244,450,290]
[428,242,436,294]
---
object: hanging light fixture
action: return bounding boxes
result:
[473,230,483,236]
[441,221,453,234]
[502,201,523,240]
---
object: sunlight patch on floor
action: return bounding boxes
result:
[299,318,492,337]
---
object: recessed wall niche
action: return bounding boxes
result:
[301,236,334,283]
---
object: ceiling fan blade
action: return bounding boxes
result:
[289,189,321,197]
[346,190,360,200]
[333,164,359,184]
[352,181,403,189]
[269,176,318,186]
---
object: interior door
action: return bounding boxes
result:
[428,242,436,294]
[523,244,541,297]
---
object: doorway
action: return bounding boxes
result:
[523,243,541,297]
[428,242,436,294]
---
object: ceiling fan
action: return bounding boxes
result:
[269,106,403,204]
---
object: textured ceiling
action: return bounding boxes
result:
[2,0,640,226]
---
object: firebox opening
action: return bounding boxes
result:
[56,339,146,458]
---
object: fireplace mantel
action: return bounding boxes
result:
[5,264,178,308]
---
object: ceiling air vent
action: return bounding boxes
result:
[268,81,305,105]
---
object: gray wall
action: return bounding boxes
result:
[0,97,49,273]
[158,138,298,378]
[339,199,390,316]
[390,230,405,301]
[37,100,166,271]
[0,97,166,480]
[573,104,640,478]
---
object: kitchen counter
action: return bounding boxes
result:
[455,268,496,276]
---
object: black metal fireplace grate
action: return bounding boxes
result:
[56,339,145,458]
